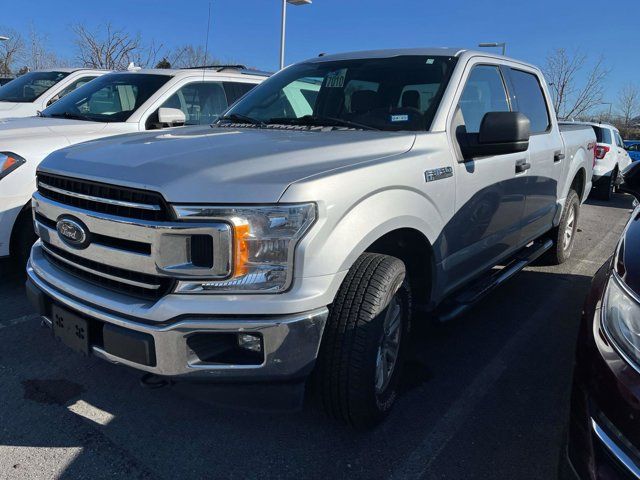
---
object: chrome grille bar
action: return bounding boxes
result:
[38,181,162,211]
[41,243,162,290]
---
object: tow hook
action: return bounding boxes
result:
[139,373,173,390]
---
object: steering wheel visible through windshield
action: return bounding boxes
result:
[0,71,70,103]
[41,73,171,122]
[221,55,457,132]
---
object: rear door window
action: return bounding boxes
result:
[508,69,550,134]
[615,132,625,148]
[222,82,256,105]
[458,65,510,133]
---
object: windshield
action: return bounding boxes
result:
[222,55,457,131]
[0,71,70,103]
[42,73,171,123]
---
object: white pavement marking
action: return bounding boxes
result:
[67,399,115,426]
[0,314,39,330]
[389,221,625,480]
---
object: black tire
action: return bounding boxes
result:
[10,206,37,272]
[546,189,580,265]
[314,252,412,429]
[594,170,614,201]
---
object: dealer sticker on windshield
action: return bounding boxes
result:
[324,69,347,88]
[390,114,409,122]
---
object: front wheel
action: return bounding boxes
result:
[314,253,411,429]
[10,207,37,272]
[546,189,580,265]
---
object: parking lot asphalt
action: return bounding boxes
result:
[0,193,634,480]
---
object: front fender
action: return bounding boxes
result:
[295,187,444,279]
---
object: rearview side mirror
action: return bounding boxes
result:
[158,107,186,127]
[460,111,531,159]
[619,161,640,200]
[46,94,60,107]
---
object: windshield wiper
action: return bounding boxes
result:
[266,115,379,131]
[218,113,266,127]
[46,112,90,121]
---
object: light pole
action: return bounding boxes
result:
[280,0,311,70]
[0,36,9,42]
[478,42,507,56]
[600,102,613,122]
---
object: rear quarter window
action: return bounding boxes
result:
[509,69,550,134]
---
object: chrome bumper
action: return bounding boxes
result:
[27,258,328,381]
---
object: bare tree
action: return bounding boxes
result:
[617,84,640,126]
[73,23,144,70]
[26,25,66,70]
[0,28,24,75]
[167,44,222,68]
[543,48,610,119]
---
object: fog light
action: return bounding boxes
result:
[237,333,262,353]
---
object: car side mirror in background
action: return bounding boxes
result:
[158,107,186,127]
[619,161,640,200]
[460,111,531,159]
[46,95,60,107]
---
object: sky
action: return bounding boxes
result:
[2,0,638,109]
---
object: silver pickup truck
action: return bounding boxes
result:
[26,48,595,428]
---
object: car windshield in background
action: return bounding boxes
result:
[0,71,70,103]
[41,73,171,123]
[222,55,457,131]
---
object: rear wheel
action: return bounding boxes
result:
[315,253,411,429]
[595,168,616,201]
[545,189,579,265]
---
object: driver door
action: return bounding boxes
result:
[442,63,529,291]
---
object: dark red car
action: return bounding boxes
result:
[565,163,640,479]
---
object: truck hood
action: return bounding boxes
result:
[0,102,36,119]
[39,126,416,203]
[0,102,21,112]
[0,116,109,141]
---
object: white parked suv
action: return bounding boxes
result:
[0,66,268,264]
[588,122,631,200]
[0,69,107,119]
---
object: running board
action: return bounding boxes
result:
[435,238,553,322]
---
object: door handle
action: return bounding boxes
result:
[515,159,531,173]
[554,151,565,163]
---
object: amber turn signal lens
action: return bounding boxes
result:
[233,223,250,276]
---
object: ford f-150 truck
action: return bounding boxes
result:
[0,66,267,265]
[26,48,595,428]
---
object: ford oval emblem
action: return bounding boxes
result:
[56,216,89,249]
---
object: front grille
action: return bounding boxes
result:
[37,173,171,221]
[35,213,151,255]
[42,242,174,300]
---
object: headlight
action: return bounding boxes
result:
[602,273,640,369]
[172,203,316,293]
[0,152,26,180]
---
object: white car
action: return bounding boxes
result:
[0,69,107,119]
[0,66,268,264]
[589,122,632,200]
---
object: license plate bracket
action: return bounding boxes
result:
[52,304,90,355]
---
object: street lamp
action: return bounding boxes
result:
[0,36,9,42]
[478,42,507,56]
[280,0,311,70]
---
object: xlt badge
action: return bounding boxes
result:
[424,167,453,183]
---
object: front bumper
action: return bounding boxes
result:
[567,262,640,479]
[27,259,328,382]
